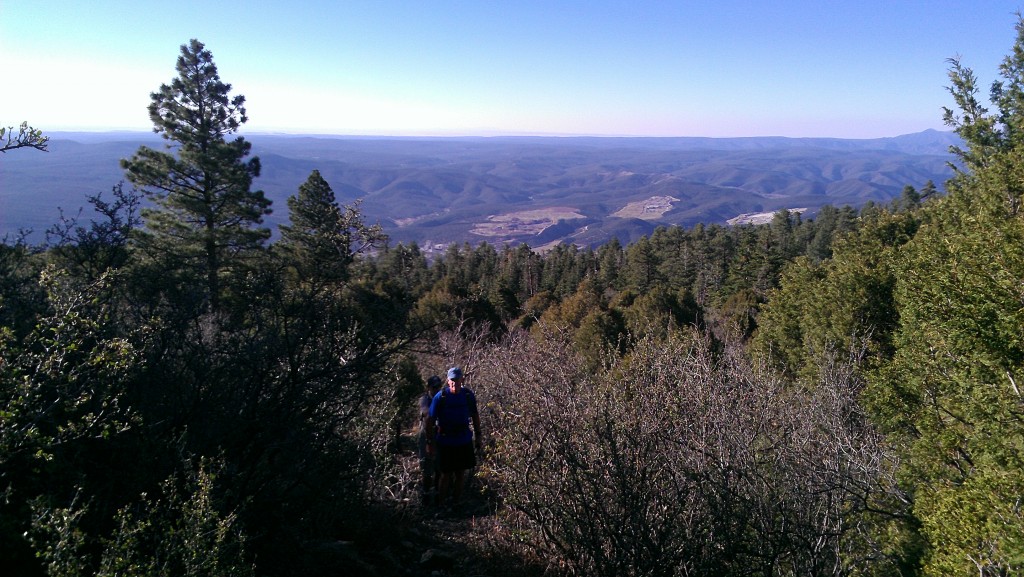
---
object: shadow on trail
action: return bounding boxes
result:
[336,430,546,577]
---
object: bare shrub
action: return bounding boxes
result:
[468,327,900,577]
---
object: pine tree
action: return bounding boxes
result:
[623,236,661,293]
[278,169,384,285]
[122,39,271,311]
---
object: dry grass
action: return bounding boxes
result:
[610,195,679,219]
[470,207,585,237]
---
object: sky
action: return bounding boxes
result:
[2,0,1024,139]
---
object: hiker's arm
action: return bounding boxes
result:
[425,426,435,455]
[426,396,438,454]
[472,409,482,449]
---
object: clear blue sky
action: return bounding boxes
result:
[2,0,1022,138]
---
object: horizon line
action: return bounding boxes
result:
[44,127,955,141]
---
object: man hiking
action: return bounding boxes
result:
[427,366,482,508]
[418,375,443,503]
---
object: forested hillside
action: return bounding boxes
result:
[0,130,956,249]
[2,19,1023,577]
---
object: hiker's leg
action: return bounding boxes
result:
[452,442,475,502]
[422,457,433,492]
[437,471,453,505]
[418,435,434,504]
[435,445,447,505]
[452,469,466,501]
[421,468,434,505]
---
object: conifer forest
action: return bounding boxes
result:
[4,18,1024,577]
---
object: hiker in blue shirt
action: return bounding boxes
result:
[427,366,482,507]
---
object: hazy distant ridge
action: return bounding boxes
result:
[0,130,959,248]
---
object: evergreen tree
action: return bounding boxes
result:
[596,237,625,291]
[373,241,431,297]
[540,243,586,297]
[805,205,858,262]
[649,226,694,293]
[278,169,385,285]
[896,184,921,211]
[865,16,1024,575]
[122,39,271,311]
[623,236,661,293]
[754,209,916,383]
[919,179,939,200]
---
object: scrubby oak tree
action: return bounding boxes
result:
[472,327,900,577]
[122,39,270,311]
[0,121,48,153]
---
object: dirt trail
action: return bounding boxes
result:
[373,426,542,577]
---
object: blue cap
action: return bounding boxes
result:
[447,367,463,380]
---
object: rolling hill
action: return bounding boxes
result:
[0,130,959,251]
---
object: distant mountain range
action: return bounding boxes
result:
[0,130,960,251]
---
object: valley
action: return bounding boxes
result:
[0,130,959,249]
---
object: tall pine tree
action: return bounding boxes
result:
[122,39,270,311]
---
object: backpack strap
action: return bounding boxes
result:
[438,387,476,414]
[437,386,449,412]
[433,387,448,434]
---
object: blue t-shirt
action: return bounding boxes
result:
[429,387,476,446]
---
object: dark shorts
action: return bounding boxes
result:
[437,442,476,473]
